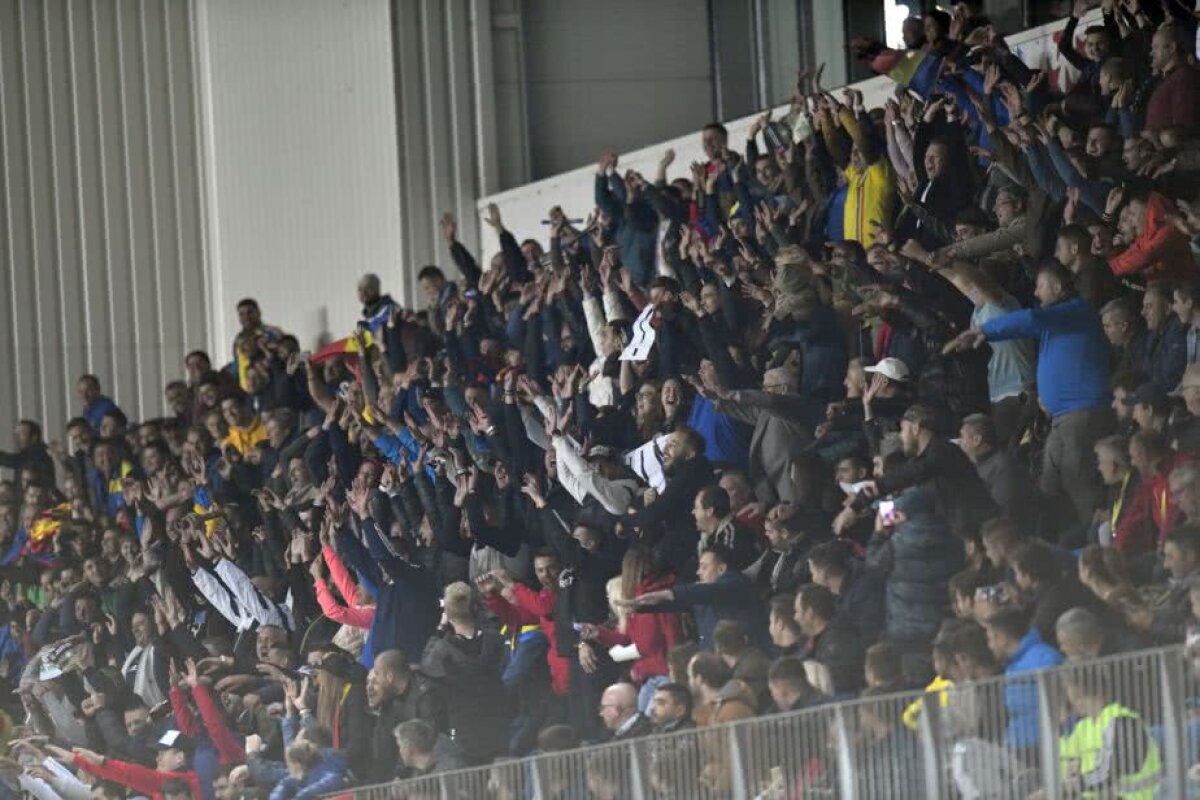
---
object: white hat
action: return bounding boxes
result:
[864,357,910,383]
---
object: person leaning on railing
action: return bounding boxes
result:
[1050,667,1162,800]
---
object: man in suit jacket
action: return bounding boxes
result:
[712,367,817,505]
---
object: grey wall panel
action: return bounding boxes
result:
[388,0,489,301]
[196,0,404,352]
[0,0,208,437]
[520,0,713,180]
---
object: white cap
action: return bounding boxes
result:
[863,357,910,383]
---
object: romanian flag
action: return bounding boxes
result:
[29,503,71,552]
[311,329,376,380]
[311,329,375,364]
[869,48,942,97]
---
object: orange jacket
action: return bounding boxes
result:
[1109,193,1196,282]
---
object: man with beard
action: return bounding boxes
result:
[365,649,446,783]
[618,426,714,571]
[850,405,996,537]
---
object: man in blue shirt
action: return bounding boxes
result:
[76,374,121,434]
[946,262,1112,532]
[983,607,1063,750]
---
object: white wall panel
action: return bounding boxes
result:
[195,0,404,354]
[0,0,207,436]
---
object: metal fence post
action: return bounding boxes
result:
[833,705,858,800]
[626,739,646,800]
[728,722,750,800]
[1159,647,1188,799]
[1035,670,1061,799]
[917,690,946,797]
[529,753,545,800]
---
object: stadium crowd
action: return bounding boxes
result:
[2,0,1200,797]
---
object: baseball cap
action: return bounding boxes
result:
[863,357,910,383]
[155,730,195,756]
[1122,382,1168,408]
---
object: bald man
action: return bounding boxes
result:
[598,682,652,742]
[366,650,445,782]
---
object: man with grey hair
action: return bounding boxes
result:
[959,413,1036,530]
[709,365,814,505]
[1169,461,1200,523]
[357,272,398,336]
[394,719,464,778]
[1055,607,1108,662]
[1100,297,1145,376]
[1171,363,1200,452]
[598,682,652,742]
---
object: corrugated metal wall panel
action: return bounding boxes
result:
[0,0,207,435]
[195,0,405,354]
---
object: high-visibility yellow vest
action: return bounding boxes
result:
[1059,703,1161,800]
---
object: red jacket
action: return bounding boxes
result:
[1109,193,1197,282]
[169,684,246,765]
[1144,63,1200,133]
[1115,451,1192,555]
[486,585,570,695]
[74,755,203,800]
[593,574,683,684]
[314,545,375,628]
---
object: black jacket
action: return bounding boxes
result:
[623,455,714,573]
[862,437,997,537]
[609,712,654,742]
[867,486,963,644]
[974,447,1038,532]
[368,678,446,783]
[421,628,511,765]
[833,559,886,644]
[804,621,864,695]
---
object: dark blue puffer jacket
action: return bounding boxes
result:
[866,486,963,643]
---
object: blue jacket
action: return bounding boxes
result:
[1137,315,1188,394]
[659,571,770,652]
[83,395,119,432]
[1003,628,1063,749]
[981,296,1110,418]
[268,750,348,800]
[336,520,439,664]
[688,396,750,467]
[595,175,658,286]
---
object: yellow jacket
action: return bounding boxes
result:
[223,418,267,455]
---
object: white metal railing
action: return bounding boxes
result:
[475,11,1098,259]
[337,644,1200,799]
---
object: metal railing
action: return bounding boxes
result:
[342,645,1200,799]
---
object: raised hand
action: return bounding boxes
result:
[483,202,503,231]
[1105,186,1125,218]
[520,474,547,508]
[439,212,457,243]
